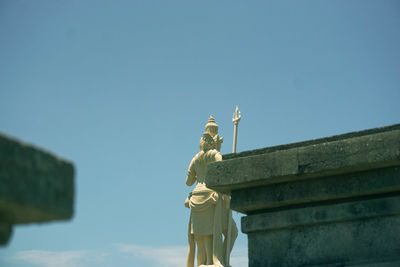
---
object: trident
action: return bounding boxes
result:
[232,106,241,153]
[225,106,241,266]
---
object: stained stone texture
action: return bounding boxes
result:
[0,133,74,245]
[206,124,400,266]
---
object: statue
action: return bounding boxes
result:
[185,116,238,267]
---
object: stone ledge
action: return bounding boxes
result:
[242,195,400,233]
[223,123,400,160]
[207,126,400,195]
[231,166,400,214]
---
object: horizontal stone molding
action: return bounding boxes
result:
[207,125,400,195]
[231,166,400,214]
[242,195,400,233]
[223,123,400,161]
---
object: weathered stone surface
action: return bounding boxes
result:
[231,166,400,214]
[223,123,400,161]
[0,133,74,245]
[242,195,400,233]
[206,123,400,266]
[247,213,400,267]
[207,125,400,194]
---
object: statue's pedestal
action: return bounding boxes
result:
[207,124,400,266]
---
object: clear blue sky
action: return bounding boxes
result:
[1,1,399,266]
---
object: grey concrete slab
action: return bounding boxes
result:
[205,123,400,266]
[207,127,400,194]
[247,213,400,267]
[0,133,74,245]
[223,123,400,161]
[242,195,400,233]
[231,166,400,214]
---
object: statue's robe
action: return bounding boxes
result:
[186,149,234,267]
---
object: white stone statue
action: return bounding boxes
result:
[185,116,238,267]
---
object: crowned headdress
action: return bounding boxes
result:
[205,115,223,151]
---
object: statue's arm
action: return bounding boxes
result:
[186,157,197,186]
[215,152,222,162]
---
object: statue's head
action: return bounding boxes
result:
[205,115,218,138]
[205,115,223,151]
[200,133,216,152]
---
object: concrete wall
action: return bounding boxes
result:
[207,124,400,266]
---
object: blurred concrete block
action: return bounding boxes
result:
[0,133,74,245]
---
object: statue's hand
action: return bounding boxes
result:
[184,197,190,208]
